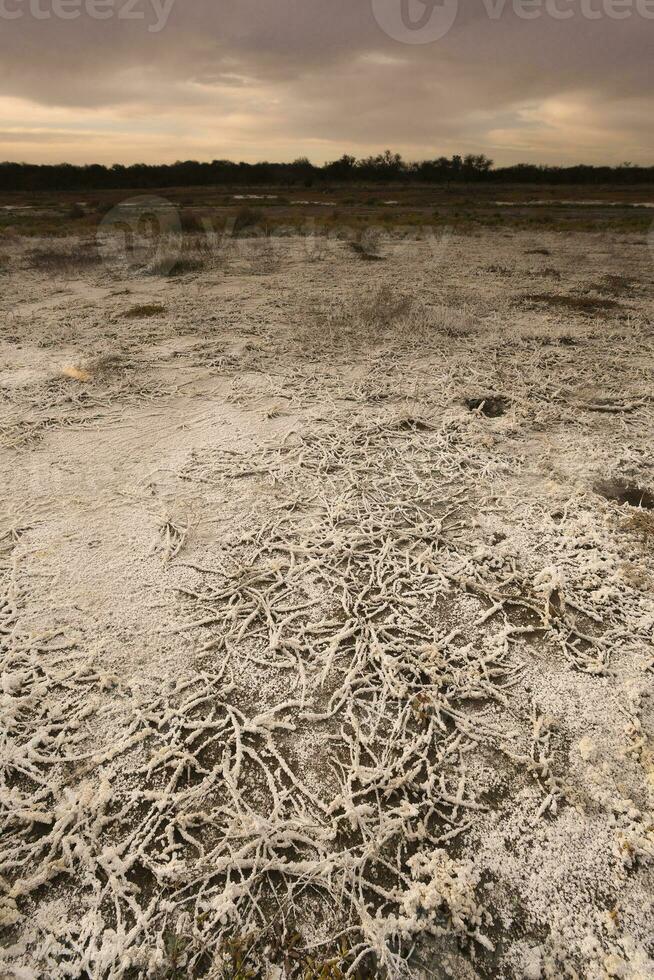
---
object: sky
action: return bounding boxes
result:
[0,0,652,166]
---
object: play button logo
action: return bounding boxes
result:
[371,0,459,44]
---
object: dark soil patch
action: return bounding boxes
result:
[523,293,620,315]
[596,479,654,509]
[466,395,510,418]
[123,304,166,318]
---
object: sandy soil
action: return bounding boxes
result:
[1,230,654,979]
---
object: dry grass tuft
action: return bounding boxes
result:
[232,206,265,235]
[347,228,385,261]
[240,236,281,276]
[532,267,562,281]
[177,210,206,234]
[355,282,413,328]
[146,253,204,277]
[61,353,124,382]
[624,511,654,541]
[294,284,414,352]
[522,292,620,315]
[26,241,101,273]
[86,353,125,377]
[348,241,384,262]
[297,288,477,354]
[122,304,167,319]
[412,303,477,339]
[595,274,637,298]
[485,263,513,277]
[146,235,219,277]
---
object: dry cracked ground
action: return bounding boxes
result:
[1,229,654,979]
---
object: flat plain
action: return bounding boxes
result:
[1,204,654,978]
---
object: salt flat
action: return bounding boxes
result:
[1,230,653,978]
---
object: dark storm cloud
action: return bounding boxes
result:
[0,0,652,163]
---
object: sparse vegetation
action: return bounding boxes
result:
[146,239,213,277]
[123,303,167,318]
[232,206,265,235]
[2,225,654,980]
[522,292,621,314]
[347,227,385,261]
[26,240,101,272]
[348,240,384,261]
[61,353,125,382]
[624,511,654,541]
[596,274,637,297]
[178,210,206,234]
[355,282,413,327]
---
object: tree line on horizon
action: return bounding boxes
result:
[1,151,653,191]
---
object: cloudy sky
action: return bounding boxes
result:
[0,0,651,166]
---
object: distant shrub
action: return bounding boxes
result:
[355,283,413,327]
[169,256,206,275]
[178,210,205,234]
[347,227,385,261]
[301,284,415,350]
[232,207,265,235]
[26,241,101,273]
[145,252,194,276]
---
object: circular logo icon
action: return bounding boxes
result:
[97,195,181,275]
[371,0,459,44]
